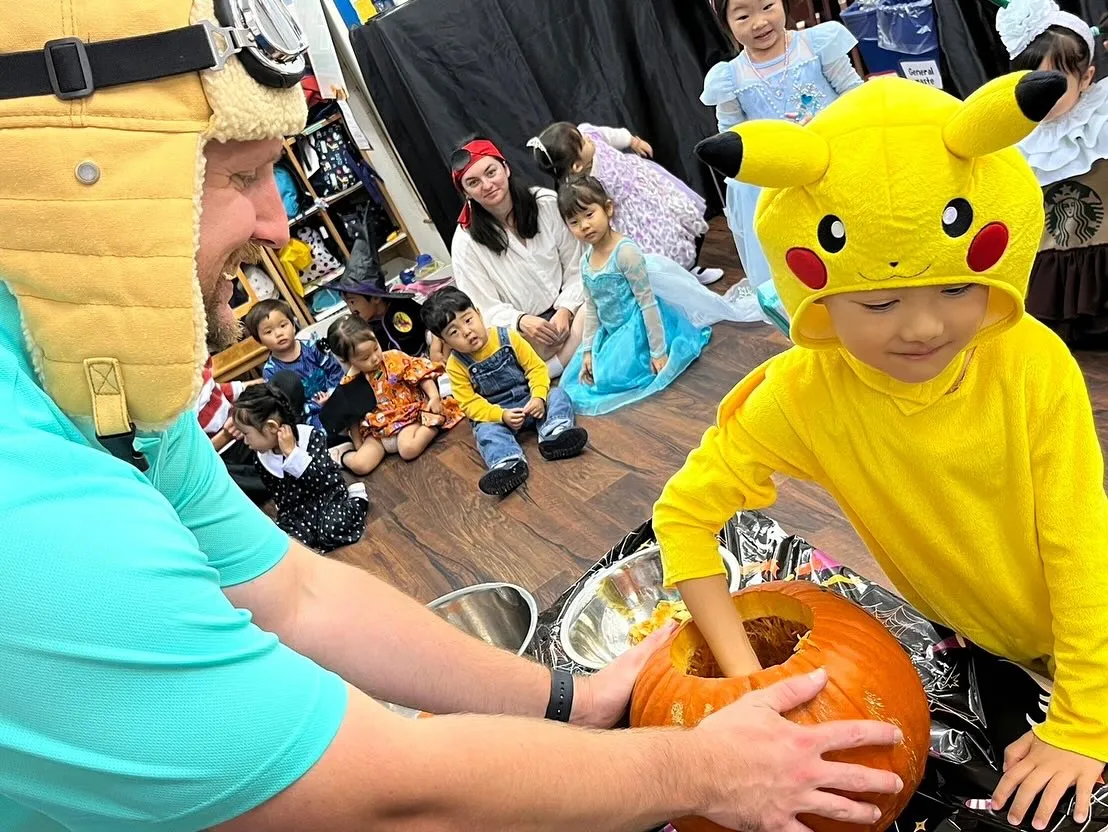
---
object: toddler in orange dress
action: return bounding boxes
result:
[327,315,463,475]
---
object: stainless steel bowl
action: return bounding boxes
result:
[426,581,539,656]
[558,544,741,670]
[380,582,539,718]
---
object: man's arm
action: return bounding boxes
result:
[215,672,904,832]
[225,542,554,718]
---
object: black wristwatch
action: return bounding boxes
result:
[545,669,574,723]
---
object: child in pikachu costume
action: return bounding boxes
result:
[655,71,1108,827]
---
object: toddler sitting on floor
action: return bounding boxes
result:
[422,287,589,497]
[326,315,463,475]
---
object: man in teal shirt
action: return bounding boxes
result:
[0,2,904,829]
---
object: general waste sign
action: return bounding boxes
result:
[900,60,943,89]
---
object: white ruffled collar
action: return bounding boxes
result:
[257,423,313,478]
[1020,81,1108,186]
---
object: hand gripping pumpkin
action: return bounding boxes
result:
[630,582,930,832]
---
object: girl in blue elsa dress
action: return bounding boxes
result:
[558,177,747,415]
[702,0,864,332]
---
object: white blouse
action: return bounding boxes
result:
[451,188,585,330]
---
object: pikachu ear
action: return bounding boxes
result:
[696,121,829,188]
[943,70,1067,159]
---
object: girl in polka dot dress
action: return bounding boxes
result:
[232,382,369,553]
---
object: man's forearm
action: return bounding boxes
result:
[374,714,700,831]
[285,550,550,716]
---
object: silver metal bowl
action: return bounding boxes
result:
[380,582,538,718]
[426,581,539,656]
[558,544,741,670]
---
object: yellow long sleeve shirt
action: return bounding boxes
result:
[655,316,1108,761]
[445,328,551,424]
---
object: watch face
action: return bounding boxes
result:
[392,310,413,333]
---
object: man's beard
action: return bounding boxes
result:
[204,242,264,353]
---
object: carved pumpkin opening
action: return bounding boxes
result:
[672,593,815,678]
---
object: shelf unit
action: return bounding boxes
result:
[210,104,422,381]
[275,107,419,327]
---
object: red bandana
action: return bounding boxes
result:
[452,139,508,229]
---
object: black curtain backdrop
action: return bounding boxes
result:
[352,0,732,244]
[937,0,1108,97]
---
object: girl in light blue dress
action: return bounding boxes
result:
[557,177,730,416]
[703,0,864,330]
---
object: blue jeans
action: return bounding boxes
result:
[472,386,576,470]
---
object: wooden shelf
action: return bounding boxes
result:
[322,181,364,205]
[303,266,346,294]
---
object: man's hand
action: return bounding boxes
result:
[502,409,527,430]
[522,397,546,420]
[630,136,654,158]
[426,394,445,416]
[520,315,561,347]
[696,670,904,832]
[992,730,1105,829]
[650,355,668,375]
[550,308,573,344]
[277,424,297,457]
[571,621,677,729]
[580,353,594,385]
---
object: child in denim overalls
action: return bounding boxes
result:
[422,287,589,496]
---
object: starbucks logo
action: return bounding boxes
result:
[1045,181,1103,248]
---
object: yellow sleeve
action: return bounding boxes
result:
[508,330,551,401]
[1027,347,1108,762]
[446,356,503,424]
[654,358,817,588]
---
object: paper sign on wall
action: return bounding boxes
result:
[900,60,943,89]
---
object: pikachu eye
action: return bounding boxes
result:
[942,198,974,238]
[817,215,846,253]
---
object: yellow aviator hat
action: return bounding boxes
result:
[0,0,307,441]
[696,72,1067,349]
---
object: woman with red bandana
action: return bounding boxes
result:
[444,137,585,378]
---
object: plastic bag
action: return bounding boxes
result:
[725,511,1108,832]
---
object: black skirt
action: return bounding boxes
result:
[1026,242,1108,347]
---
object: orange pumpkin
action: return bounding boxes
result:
[630,582,930,832]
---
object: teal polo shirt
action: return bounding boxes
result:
[0,282,347,830]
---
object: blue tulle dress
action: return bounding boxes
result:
[562,239,715,415]
[700,22,863,336]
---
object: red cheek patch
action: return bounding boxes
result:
[786,247,828,290]
[966,222,1009,273]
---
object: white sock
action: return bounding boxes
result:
[545,356,564,379]
[347,481,368,500]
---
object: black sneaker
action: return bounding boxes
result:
[479,459,529,496]
[538,426,588,461]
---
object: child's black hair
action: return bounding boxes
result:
[1012,25,1092,78]
[421,287,478,337]
[243,298,295,341]
[451,135,540,254]
[327,314,379,362]
[532,122,585,182]
[232,380,300,433]
[557,175,612,222]
[713,0,791,49]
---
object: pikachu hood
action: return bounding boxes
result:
[697,72,1066,350]
[0,0,306,446]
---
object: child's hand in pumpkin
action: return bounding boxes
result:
[580,353,594,385]
[502,408,526,430]
[651,355,668,375]
[276,424,297,457]
[992,730,1105,829]
[522,396,546,420]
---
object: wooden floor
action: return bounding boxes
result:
[333,218,1108,610]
